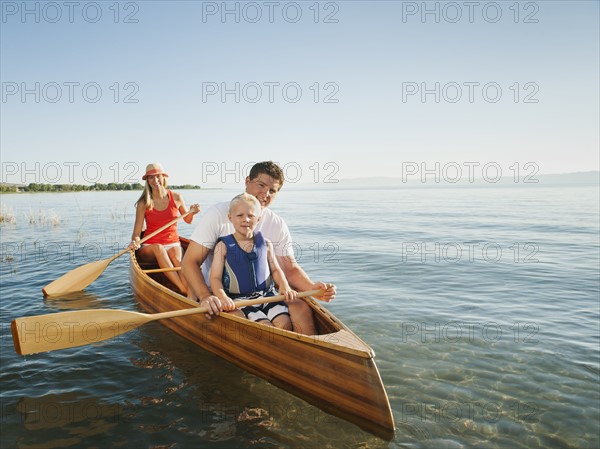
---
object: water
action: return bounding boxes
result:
[1,183,598,448]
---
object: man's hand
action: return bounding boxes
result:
[198,295,224,320]
[312,282,336,302]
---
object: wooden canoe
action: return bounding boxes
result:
[129,238,395,439]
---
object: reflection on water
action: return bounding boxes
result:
[10,393,121,448]
[43,291,108,311]
[16,394,121,431]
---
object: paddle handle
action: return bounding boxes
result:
[112,210,194,261]
[148,289,324,322]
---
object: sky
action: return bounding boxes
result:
[1,0,599,187]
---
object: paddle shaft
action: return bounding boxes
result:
[111,210,194,262]
[143,266,182,274]
[13,289,324,355]
[146,289,322,321]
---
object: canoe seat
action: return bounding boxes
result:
[138,261,159,270]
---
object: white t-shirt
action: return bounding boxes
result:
[190,201,294,286]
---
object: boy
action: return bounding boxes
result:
[209,193,297,329]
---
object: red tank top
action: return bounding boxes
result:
[144,190,179,244]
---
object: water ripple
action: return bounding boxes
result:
[1,186,599,449]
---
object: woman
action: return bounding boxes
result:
[130,163,200,295]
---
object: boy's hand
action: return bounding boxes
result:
[221,295,236,311]
[280,287,298,302]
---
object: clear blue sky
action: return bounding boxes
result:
[1,1,598,186]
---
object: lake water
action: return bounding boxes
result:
[1,183,598,449]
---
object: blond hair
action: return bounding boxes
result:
[229,192,261,215]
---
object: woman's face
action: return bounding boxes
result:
[147,174,165,188]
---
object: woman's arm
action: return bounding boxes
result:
[129,202,147,249]
[172,191,200,224]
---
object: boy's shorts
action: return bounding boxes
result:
[235,293,289,323]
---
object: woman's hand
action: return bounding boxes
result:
[128,237,141,250]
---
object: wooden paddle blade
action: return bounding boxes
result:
[11,309,149,355]
[42,258,113,297]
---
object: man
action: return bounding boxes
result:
[182,161,336,335]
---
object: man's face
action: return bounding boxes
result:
[245,173,281,209]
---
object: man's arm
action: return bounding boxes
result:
[277,255,336,302]
[182,240,226,317]
[181,240,212,301]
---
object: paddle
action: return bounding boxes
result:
[12,289,323,355]
[42,211,193,297]
[142,266,182,274]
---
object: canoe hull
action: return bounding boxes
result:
[129,248,394,439]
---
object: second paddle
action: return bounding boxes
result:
[12,289,324,355]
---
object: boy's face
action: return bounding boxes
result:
[245,173,281,209]
[228,201,261,235]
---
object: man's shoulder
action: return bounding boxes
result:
[261,207,285,224]
[259,208,290,236]
[190,200,230,246]
[204,201,229,219]
[209,200,229,211]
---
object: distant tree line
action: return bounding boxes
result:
[0,183,202,193]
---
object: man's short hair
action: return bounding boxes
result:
[248,161,285,189]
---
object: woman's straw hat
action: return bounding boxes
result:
[142,163,169,180]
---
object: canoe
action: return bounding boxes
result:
[129,238,395,439]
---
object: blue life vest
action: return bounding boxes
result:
[219,232,274,298]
